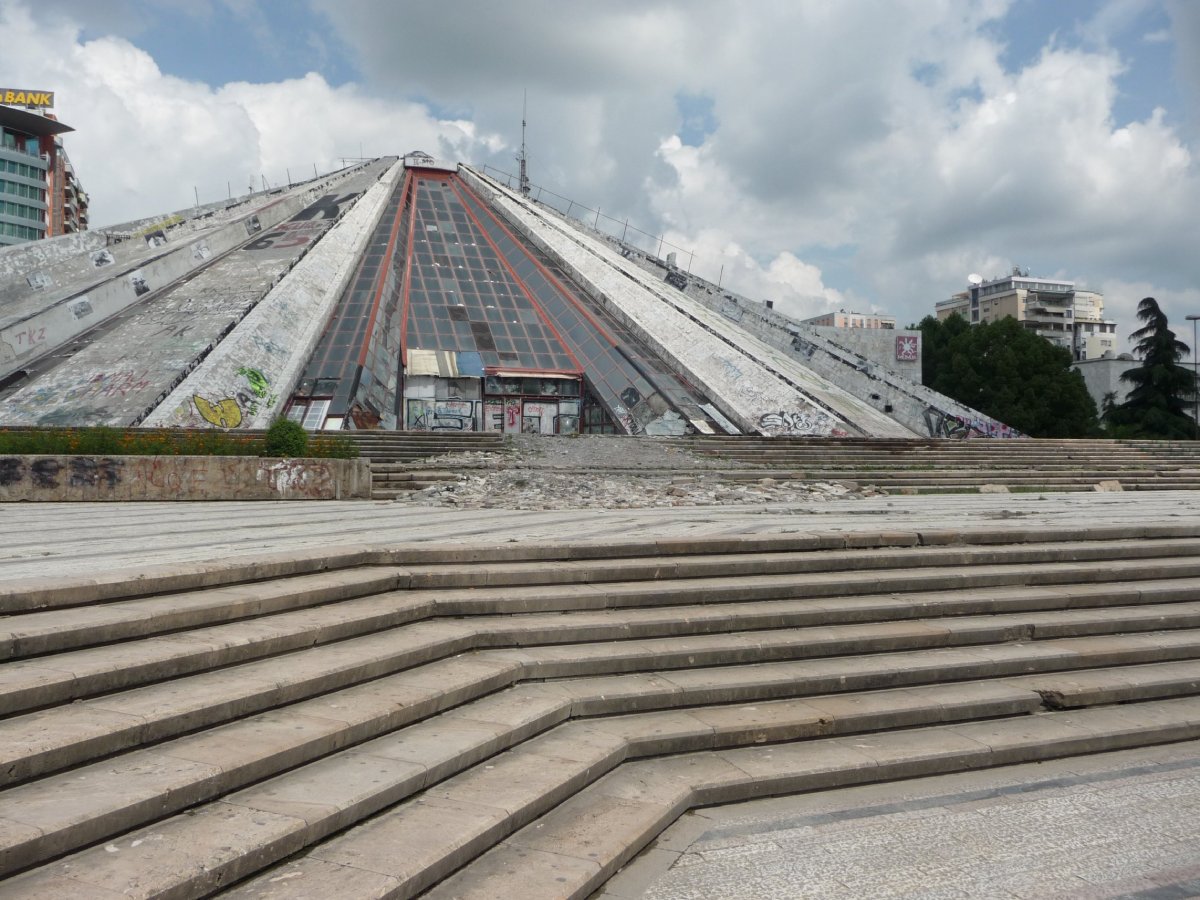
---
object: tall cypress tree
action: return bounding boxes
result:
[1106,298,1197,439]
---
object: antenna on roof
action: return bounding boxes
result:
[517,90,531,197]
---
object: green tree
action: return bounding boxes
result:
[1104,297,1197,439]
[918,314,1100,438]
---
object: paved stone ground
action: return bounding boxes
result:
[604,740,1200,900]
[2,490,1199,582]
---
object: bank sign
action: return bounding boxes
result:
[0,89,54,108]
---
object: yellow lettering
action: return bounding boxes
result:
[0,90,53,107]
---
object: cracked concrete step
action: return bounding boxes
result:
[7,592,1200,782]
[6,563,1198,715]
[4,595,1200,791]
[398,544,1200,590]
[418,697,1200,900]
[8,525,1194,612]
[0,676,1126,899]
[10,537,1200,662]
[0,566,412,659]
[6,638,1200,878]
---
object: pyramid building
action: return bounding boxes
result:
[0,154,1016,439]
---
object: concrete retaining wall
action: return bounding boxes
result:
[0,455,372,501]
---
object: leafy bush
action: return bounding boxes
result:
[262,419,309,458]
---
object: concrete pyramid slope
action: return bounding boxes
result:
[143,162,404,430]
[464,166,917,438]
[0,160,392,426]
[0,153,1000,438]
[1,524,1200,896]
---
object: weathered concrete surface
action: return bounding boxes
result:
[620,739,1200,900]
[463,167,916,439]
[143,160,405,430]
[0,490,1196,584]
[0,163,390,427]
[0,166,378,384]
[0,455,371,502]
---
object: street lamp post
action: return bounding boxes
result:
[1187,315,1200,438]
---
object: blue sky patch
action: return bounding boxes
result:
[675,92,718,147]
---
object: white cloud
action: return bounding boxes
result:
[4,0,1199,355]
[0,1,498,225]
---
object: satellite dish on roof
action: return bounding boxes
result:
[967,273,983,285]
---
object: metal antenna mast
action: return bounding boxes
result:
[517,91,531,197]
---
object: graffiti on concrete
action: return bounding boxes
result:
[70,298,93,320]
[244,219,329,252]
[758,409,845,437]
[295,191,362,221]
[264,460,335,497]
[245,191,363,253]
[719,358,744,382]
[236,366,277,418]
[504,398,521,431]
[0,458,23,486]
[132,215,183,239]
[194,394,243,428]
[129,270,151,297]
[68,457,123,488]
[26,271,53,290]
[30,458,62,488]
[11,325,46,349]
[922,406,1022,439]
[407,399,477,431]
[484,399,504,431]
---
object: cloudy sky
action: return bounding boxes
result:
[4,0,1200,348]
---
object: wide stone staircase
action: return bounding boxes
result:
[665,436,1200,493]
[3,524,1200,897]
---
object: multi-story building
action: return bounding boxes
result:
[800,309,895,329]
[936,269,1117,361]
[0,95,87,248]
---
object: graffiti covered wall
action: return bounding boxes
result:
[143,161,402,430]
[0,455,371,501]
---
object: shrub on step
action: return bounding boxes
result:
[262,418,309,458]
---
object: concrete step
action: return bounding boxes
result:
[7,536,1200,664]
[5,564,1199,717]
[9,524,1192,613]
[417,697,1200,900]
[9,665,1200,898]
[2,528,1199,896]
[2,630,1199,894]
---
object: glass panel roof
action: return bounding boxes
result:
[403,173,577,373]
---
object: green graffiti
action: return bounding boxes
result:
[236,366,278,417]
[237,366,271,398]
